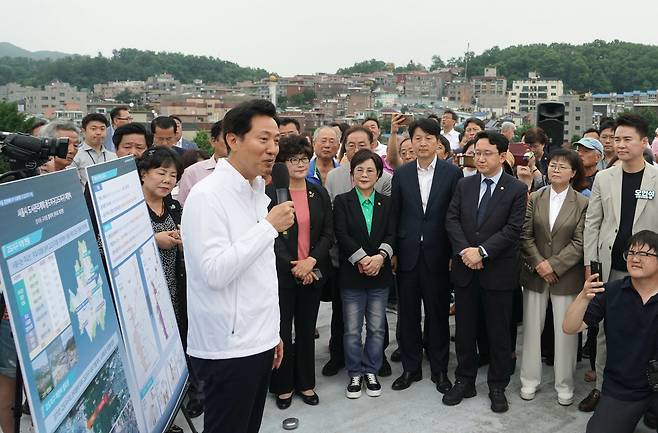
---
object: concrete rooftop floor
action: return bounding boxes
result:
[175,302,653,433]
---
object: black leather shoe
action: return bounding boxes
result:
[378,358,392,377]
[442,379,476,406]
[431,371,453,394]
[391,371,422,390]
[390,348,401,362]
[321,359,344,376]
[276,393,293,410]
[489,388,509,413]
[298,391,319,406]
[186,397,203,418]
[578,389,600,412]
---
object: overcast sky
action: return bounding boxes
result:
[4,0,658,76]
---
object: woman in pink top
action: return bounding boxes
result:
[265,135,334,410]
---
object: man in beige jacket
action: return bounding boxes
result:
[582,113,658,412]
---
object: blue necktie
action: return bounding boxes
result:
[477,178,494,226]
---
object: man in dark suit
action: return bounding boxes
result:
[391,118,463,394]
[443,131,527,413]
[171,115,200,151]
[151,116,186,156]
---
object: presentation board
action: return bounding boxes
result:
[0,169,142,433]
[87,157,188,433]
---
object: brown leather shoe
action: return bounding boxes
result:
[578,389,600,412]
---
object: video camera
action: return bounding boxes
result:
[0,132,69,181]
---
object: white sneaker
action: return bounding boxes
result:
[346,376,362,399]
[520,387,536,401]
[557,393,574,406]
[365,373,382,397]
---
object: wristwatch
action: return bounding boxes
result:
[379,250,388,260]
[478,246,486,258]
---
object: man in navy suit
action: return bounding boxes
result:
[443,131,527,413]
[391,118,463,394]
[171,115,200,151]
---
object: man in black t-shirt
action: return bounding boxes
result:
[564,230,658,433]
[582,113,658,413]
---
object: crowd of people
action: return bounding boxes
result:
[1,101,658,433]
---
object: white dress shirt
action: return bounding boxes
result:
[417,156,437,213]
[181,159,280,359]
[441,129,461,150]
[478,168,504,206]
[549,186,568,231]
[374,141,387,157]
[476,168,504,258]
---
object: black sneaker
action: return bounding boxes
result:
[364,373,382,397]
[346,376,363,399]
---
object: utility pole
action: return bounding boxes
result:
[464,42,470,80]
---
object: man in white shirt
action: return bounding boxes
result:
[181,100,294,433]
[441,110,461,151]
[363,117,394,174]
[71,113,117,186]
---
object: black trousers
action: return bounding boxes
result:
[455,273,514,390]
[190,349,274,433]
[328,271,345,363]
[270,284,321,394]
[329,272,389,365]
[398,250,451,375]
[586,393,654,433]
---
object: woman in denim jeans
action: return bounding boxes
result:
[333,149,396,399]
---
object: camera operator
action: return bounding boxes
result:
[564,230,658,433]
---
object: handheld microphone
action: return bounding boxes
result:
[271,162,291,238]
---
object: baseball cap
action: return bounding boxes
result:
[574,137,604,156]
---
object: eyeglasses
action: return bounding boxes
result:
[116,116,133,121]
[474,151,499,158]
[623,250,658,260]
[353,167,377,176]
[287,156,310,165]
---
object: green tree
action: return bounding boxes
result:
[277,95,288,110]
[394,60,426,73]
[0,101,37,174]
[288,89,316,108]
[336,59,388,75]
[114,89,140,104]
[513,123,534,142]
[193,130,213,156]
[628,108,658,142]
[0,101,35,132]
[430,55,445,71]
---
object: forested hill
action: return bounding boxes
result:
[0,48,269,88]
[336,40,658,93]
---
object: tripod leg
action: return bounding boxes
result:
[179,403,199,433]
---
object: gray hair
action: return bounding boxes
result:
[40,120,81,142]
[501,121,516,133]
[313,125,341,143]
